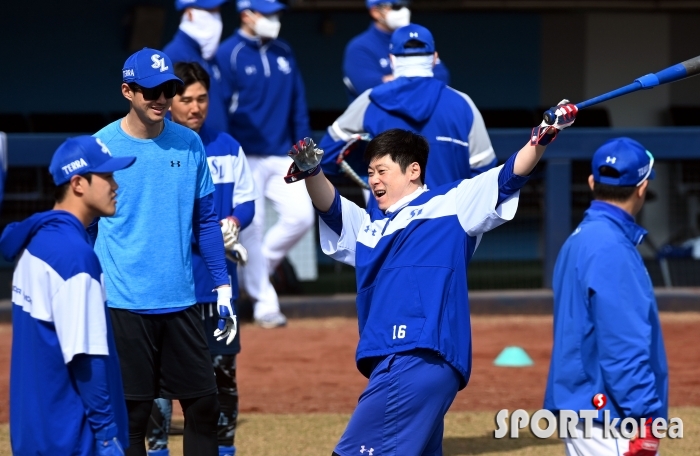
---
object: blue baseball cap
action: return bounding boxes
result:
[236,0,286,14]
[49,136,136,186]
[390,24,435,56]
[175,0,228,11]
[122,48,183,89]
[367,0,408,7]
[592,137,656,187]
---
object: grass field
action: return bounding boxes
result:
[0,407,694,455]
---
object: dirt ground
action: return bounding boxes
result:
[0,313,698,423]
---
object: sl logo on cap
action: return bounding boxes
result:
[151,54,169,73]
[96,138,112,156]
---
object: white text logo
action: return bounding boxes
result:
[62,158,88,175]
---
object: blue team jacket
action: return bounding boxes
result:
[163,30,229,134]
[544,201,668,422]
[343,24,450,102]
[215,31,311,156]
[320,77,496,188]
[192,123,255,304]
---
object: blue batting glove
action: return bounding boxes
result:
[214,287,238,345]
[95,424,124,456]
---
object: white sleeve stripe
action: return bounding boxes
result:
[53,273,110,364]
[331,121,352,142]
[469,147,495,166]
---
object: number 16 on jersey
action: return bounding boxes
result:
[392,325,407,339]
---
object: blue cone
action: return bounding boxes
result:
[493,346,534,367]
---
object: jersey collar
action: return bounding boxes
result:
[587,200,648,246]
[384,185,427,216]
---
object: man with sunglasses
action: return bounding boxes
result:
[545,138,668,456]
[163,0,229,133]
[216,0,313,328]
[93,48,236,456]
[342,0,450,102]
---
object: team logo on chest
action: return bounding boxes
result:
[277,56,291,74]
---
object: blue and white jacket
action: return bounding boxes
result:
[317,159,528,388]
[164,30,229,134]
[192,123,256,304]
[319,77,496,187]
[545,201,669,423]
[0,211,128,454]
[215,30,311,156]
[343,24,450,102]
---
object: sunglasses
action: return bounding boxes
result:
[132,81,179,100]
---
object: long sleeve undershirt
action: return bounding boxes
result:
[232,200,255,230]
[194,193,229,288]
[69,354,117,440]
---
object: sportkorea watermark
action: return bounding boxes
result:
[494,395,683,439]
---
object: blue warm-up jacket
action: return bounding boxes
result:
[319,77,496,189]
[215,31,311,156]
[192,123,256,304]
[163,30,228,134]
[343,24,450,103]
[544,201,668,423]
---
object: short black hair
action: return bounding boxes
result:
[592,165,636,202]
[399,39,432,56]
[364,129,429,184]
[54,173,92,203]
[174,62,210,94]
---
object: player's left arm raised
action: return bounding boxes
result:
[455,100,577,236]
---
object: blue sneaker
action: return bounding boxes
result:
[147,450,170,456]
[219,445,236,456]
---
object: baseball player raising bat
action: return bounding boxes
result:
[284,100,577,455]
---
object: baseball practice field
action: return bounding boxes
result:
[0,312,697,455]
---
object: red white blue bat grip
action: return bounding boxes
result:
[543,55,700,125]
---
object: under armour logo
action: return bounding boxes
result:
[409,32,418,38]
[371,229,376,236]
[95,138,112,156]
[171,161,181,167]
[410,208,423,218]
[360,446,374,455]
[606,156,616,164]
[151,54,169,72]
[364,226,370,233]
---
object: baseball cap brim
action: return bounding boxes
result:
[92,156,137,174]
[133,73,183,89]
[251,3,286,14]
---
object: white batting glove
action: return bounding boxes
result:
[214,287,237,345]
[220,217,248,265]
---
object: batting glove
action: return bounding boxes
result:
[214,287,238,345]
[220,217,248,265]
[624,419,660,456]
[95,424,124,456]
[531,99,578,146]
[284,137,324,183]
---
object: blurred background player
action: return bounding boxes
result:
[146,62,256,456]
[342,0,450,102]
[321,24,495,205]
[163,0,229,133]
[286,99,576,455]
[216,0,314,328]
[0,136,135,455]
[93,48,236,456]
[545,137,667,456]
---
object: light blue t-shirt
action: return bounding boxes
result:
[94,119,214,310]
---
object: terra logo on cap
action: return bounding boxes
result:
[49,136,137,186]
